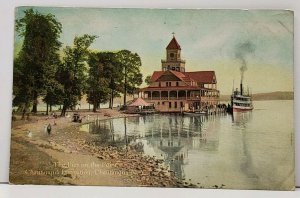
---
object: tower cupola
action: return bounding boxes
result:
[161,34,186,72]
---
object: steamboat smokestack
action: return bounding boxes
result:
[240,83,243,95]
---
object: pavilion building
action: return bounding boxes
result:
[139,36,220,112]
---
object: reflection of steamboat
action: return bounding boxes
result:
[231,82,253,112]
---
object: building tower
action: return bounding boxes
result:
[161,34,186,72]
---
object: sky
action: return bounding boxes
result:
[15,7,294,95]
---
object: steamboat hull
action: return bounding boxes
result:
[233,106,253,112]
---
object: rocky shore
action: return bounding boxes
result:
[10,109,196,187]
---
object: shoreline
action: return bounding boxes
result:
[9,109,196,187]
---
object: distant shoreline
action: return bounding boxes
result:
[219,91,294,102]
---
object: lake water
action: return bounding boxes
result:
[80,100,294,190]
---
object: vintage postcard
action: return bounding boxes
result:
[10,7,294,190]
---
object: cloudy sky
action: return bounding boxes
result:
[15,7,293,94]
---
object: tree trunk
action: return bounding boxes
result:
[50,105,52,112]
[46,103,49,115]
[109,89,114,109]
[61,105,67,116]
[31,91,38,113]
[21,109,26,120]
[123,90,127,106]
[93,103,97,112]
[124,69,127,105]
[111,91,114,109]
[93,93,96,112]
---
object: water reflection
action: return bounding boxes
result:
[80,114,222,181]
[232,111,252,127]
[232,112,258,181]
[79,101,294,189]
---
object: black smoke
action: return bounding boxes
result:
[235,41,255,83]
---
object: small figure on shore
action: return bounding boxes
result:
[44,124,47,134]
[65,113,71,119]
[47,123,52,135]
[27,130,32,138]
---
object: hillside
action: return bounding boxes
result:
[220,91,294,101]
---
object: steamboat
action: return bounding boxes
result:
[231,82,253,112]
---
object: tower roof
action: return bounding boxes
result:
[166,36,181,50]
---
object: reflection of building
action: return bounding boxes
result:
[143,115,220,179]
[82,115,221,180]
[147,126,189,180]
[140,36,220,112]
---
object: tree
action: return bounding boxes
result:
[58,34,97,116]
[87,52,110,112]
[42,80,64,115]
[116,50,143,105]
[145,75,152,86]
[15,9,62,113]
[42,50,63,115]
[12,58,33,119]
[101,52,123,109]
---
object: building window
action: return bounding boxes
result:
[169,102,172,108]
[167,65,170,70]
[166,82,171,87]
[176,82,179,86]
[180,102,183,107]
[175,102,177,108]
[170,53,174,58]
[158,102,160,105]
[162,102,165,105]
[176,67,180,71]
[159,82,161,87]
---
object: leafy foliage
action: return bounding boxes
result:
[13,9,145,114]
[87,52,111,112]
[101,52,123,109]
[13,8,62,113]
[116,50,143,105]
[145,75,152,85]
[57,34,97,115]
